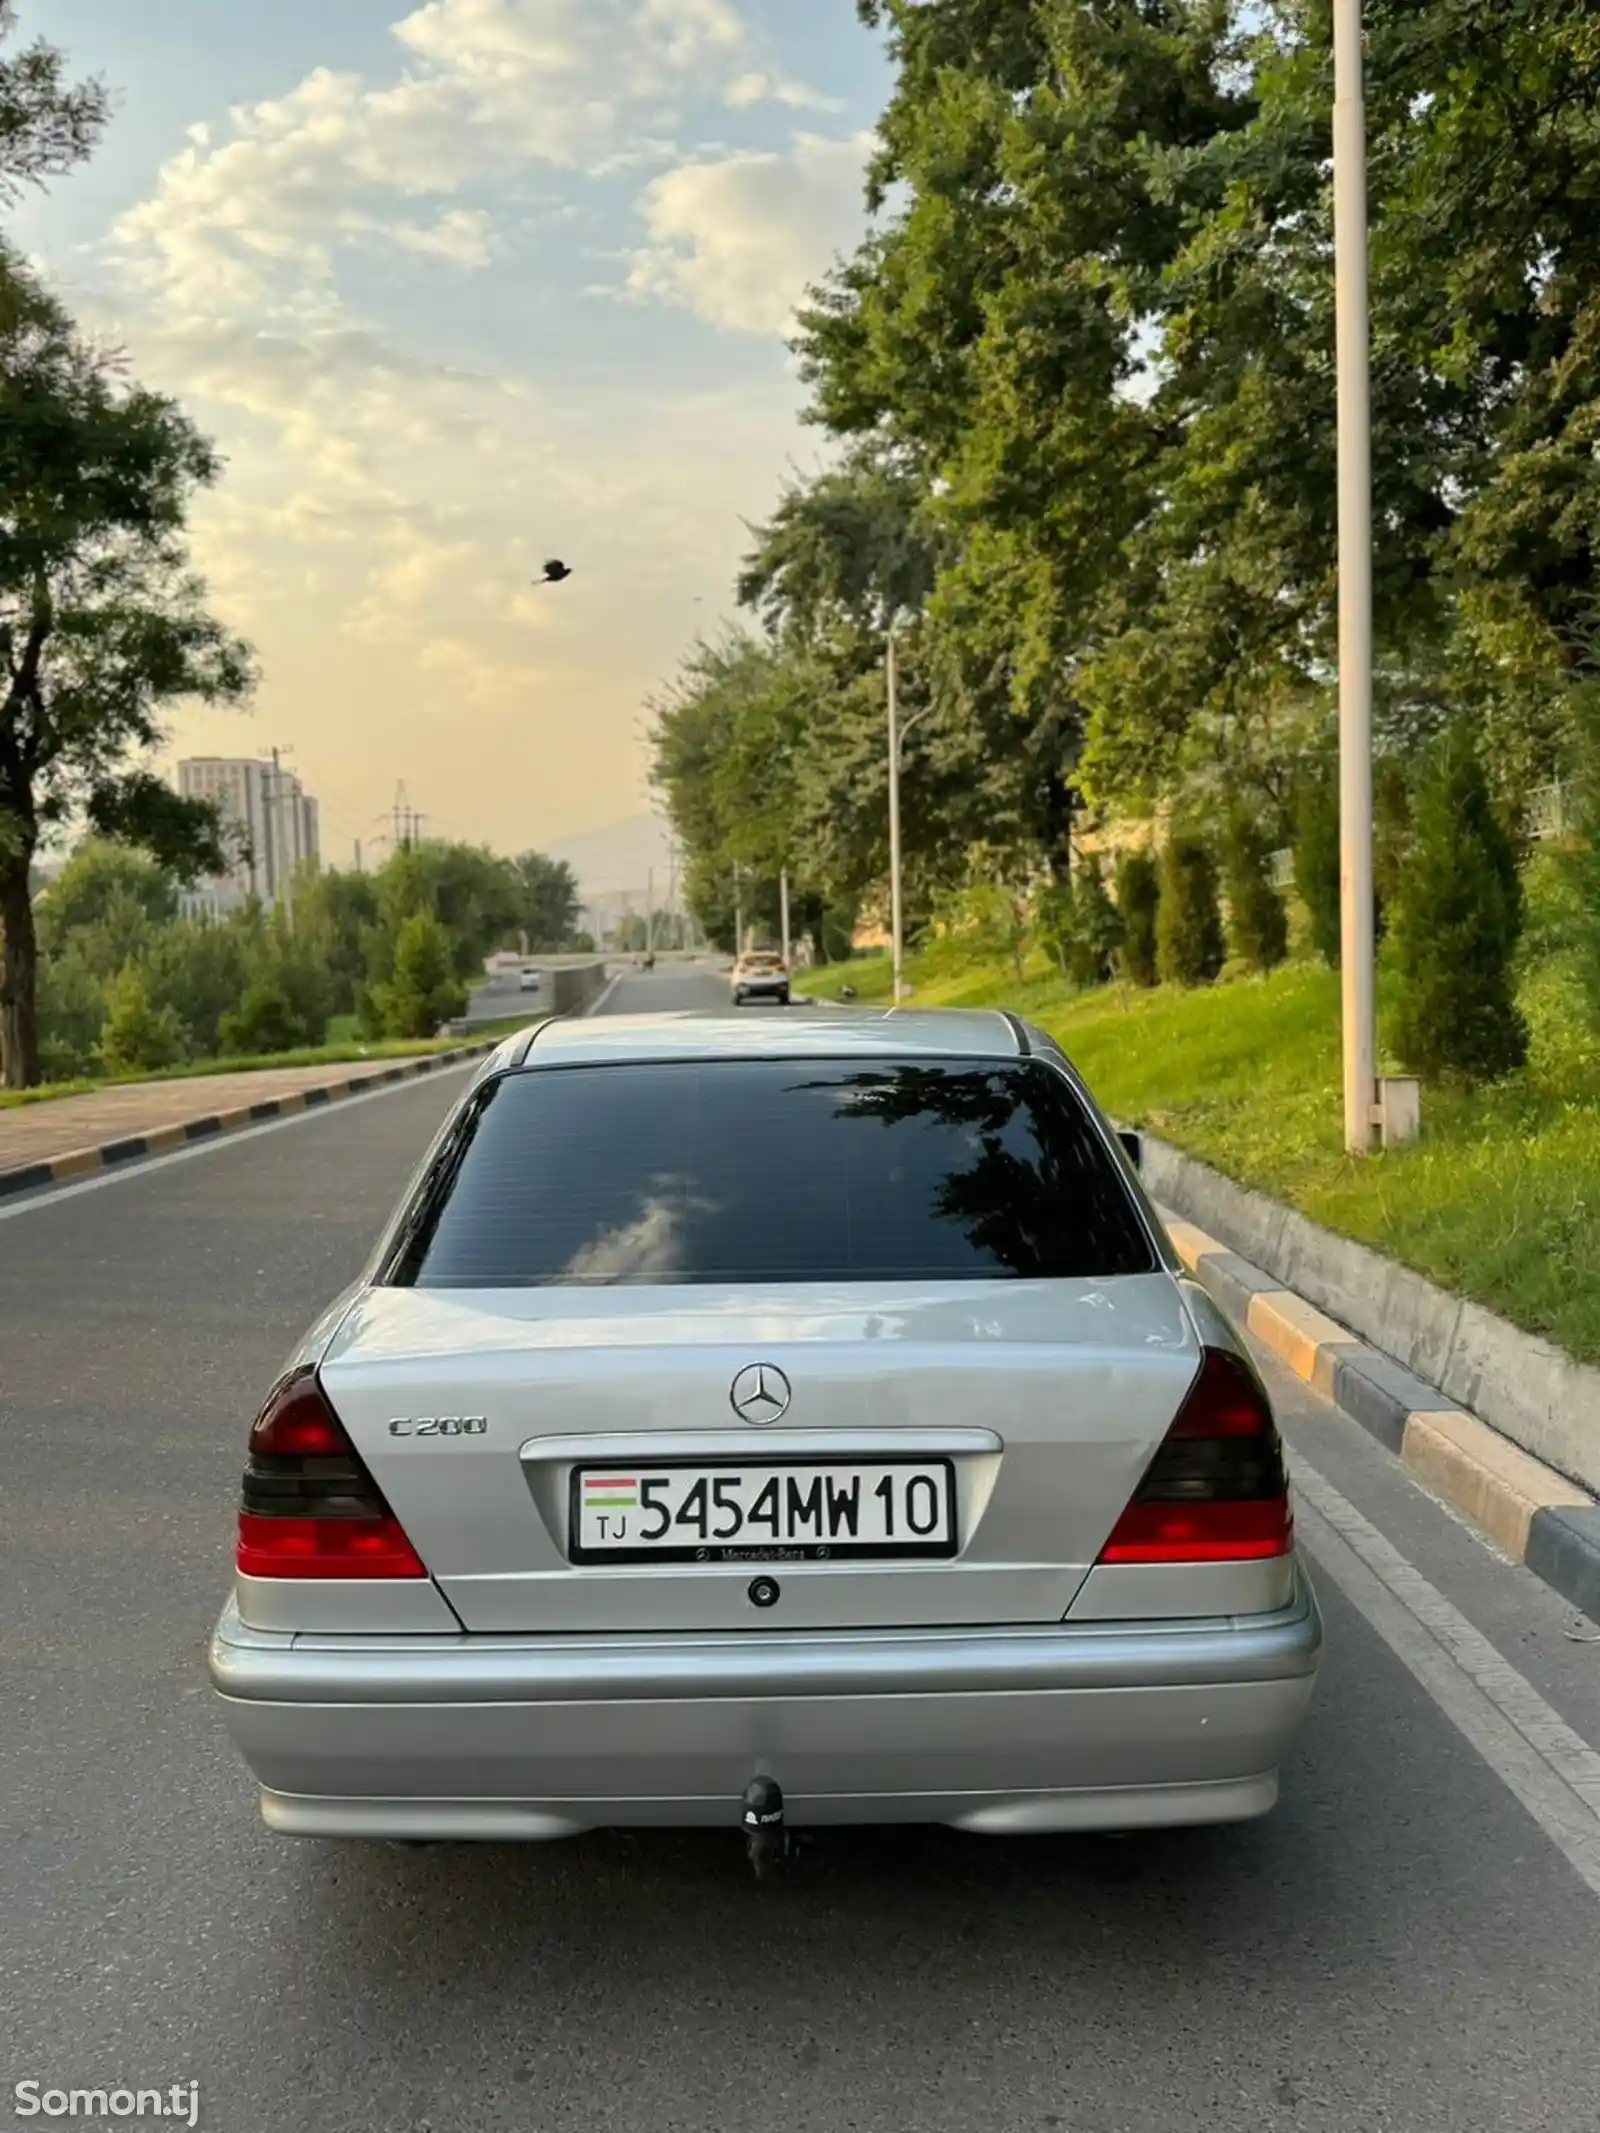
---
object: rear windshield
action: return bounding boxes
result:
[388,1058,1156,1288]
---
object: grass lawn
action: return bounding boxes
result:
[802,858,1600,1366]
[0,1022,525,1113]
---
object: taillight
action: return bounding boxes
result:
[1098,1348,1292,1565]
[236,1367,426,1580]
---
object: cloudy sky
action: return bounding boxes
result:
[13,0,889,868]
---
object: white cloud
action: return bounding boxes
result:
[84,0,871,852]
[390,207,497,266]
[112,0,824,311]
[624,132,871,335]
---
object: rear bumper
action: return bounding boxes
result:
[210,1570,1322,1839]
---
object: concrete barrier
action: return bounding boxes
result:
[1141,1133,1600,1496]
[543,961,609,1016]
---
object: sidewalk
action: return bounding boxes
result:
[0,1047,492,1198]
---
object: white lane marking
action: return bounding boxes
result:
[586,968,626,1015]
[1294,1450,1600,1901]
[0,1062,477,1224]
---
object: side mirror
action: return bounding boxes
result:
[1117,1129,1143,1172]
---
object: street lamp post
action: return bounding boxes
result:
[1333,0,1378,1154]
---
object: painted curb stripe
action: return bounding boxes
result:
[0,1042,495,1202]
[1162,1204,1600,1622]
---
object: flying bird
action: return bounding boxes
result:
[537,559,573,584]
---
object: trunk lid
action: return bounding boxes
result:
[322,1276,1199,1632]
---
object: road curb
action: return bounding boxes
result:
[1165,1208,1600,1625]
[0,1043,497,1202]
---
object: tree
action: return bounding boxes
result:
[1570,679,1600,1028]
[1156,833,1224,987]
[1389,730,1528,1083]
[1294,759,1343,968]
[1115,848,1160,989]
[0,281,252,1086]
[0,10,246,1086]
[1039,854,1123,991]
[98,961,183,1076]
[1067,856,1124,990]
[218,963,327,1058]
[143,912,254,1057]
[0,3,109,208]
[513,851,580,952]
[35,837,177,944]
[367,911,467,1041]
[937,867,1028,981]
[35,933,107,1078]
[292,866,379,1019]
[1222,809,1289,974]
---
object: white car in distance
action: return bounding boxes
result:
[731,951,790,1006]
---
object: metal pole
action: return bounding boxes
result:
[780,870,791,969]
[1334,0,1377,1155]
[887,627,905,1005]
[645,867,655,954]
[734,866,743,958]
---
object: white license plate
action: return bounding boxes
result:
[570,1460,957,1565]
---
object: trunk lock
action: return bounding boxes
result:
[748,1576,781,1609]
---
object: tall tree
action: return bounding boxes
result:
[512,851,581,951]
[0,1,107,209]
[0,10,251,1086]
[0,287,254,1084]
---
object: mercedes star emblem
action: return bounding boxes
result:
[730,1363,792,1425]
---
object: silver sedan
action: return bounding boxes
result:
[211,1009,1321,1861]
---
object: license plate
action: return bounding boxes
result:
[569,1460,957,1565]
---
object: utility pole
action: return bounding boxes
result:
[734,864,744,958]
[1334,0,1378,1154]
[780,869,791,969]
[353,839,362,874]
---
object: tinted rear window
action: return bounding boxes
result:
[389,1058,1156,1288]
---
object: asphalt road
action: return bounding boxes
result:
[3,965,1599,2133]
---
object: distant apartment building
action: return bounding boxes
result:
[175,757,321,917]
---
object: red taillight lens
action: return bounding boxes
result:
[1099,1348,1292,1566]
[237,1366,426,1580]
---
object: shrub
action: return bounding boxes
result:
[1066,856,1124,988]
[1156,834,1225,986]
[367,911,469,1040]
[936,877,1029,980]
[1293,755,1342,966]
[1115,849,1160,987]
[36,942,110,1080]
[1569,680,1600,1028]
[144,917,254,1057]
[1374,755,1413,938]
[98,964,185,1076]
[1033,880,1075,979]
[1389,728,1528,1082]
[220,977,306,1057]
[1222,809,1289,973]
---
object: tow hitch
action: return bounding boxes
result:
[741,1776,797,1882]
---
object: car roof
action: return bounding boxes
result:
[506,1006,1028,1069]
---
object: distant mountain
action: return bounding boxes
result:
[546,814,676,901]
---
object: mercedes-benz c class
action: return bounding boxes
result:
[210,1009,1322,1849]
